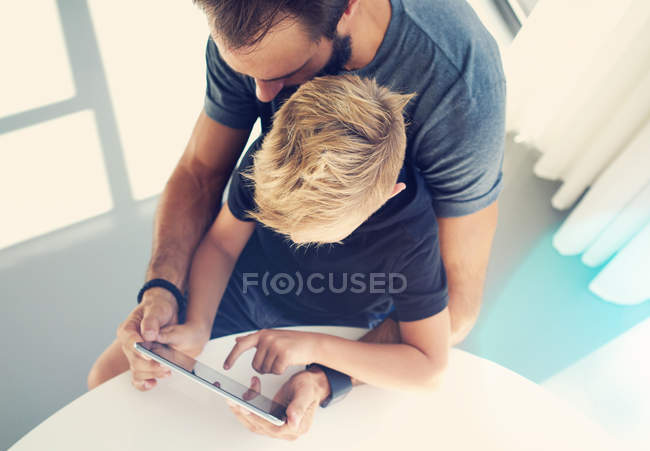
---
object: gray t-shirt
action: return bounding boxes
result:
[204,0,506,217]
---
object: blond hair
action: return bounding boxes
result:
[246,75,415,244]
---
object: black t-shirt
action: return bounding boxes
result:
[227,140,448,323]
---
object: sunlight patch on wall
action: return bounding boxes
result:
[0,0,76,118]
[88,1,209,200]
[0,110,113,250]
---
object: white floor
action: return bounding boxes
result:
[543,318,650,449]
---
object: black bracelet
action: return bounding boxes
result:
[306,363,352,407]
[137,278,187,312]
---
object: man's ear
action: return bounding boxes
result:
[389,182,406,199]
[337,0,361,34]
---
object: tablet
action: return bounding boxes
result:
[134,341,287,426]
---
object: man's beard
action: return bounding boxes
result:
[274,33,352,103]
[317,33,352,76]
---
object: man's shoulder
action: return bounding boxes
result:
[398,0,505,90]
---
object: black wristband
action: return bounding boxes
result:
[137,278,187,312]
[306,363,352,407]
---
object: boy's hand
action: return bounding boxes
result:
[226,368,330,440]
[223,330,321,375]
[157,321,212,358]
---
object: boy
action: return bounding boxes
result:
[89,75,450,407]
[173,74,450,392]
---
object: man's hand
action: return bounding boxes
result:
[116,288,179,391]
[157,321,212,358]
[223,329,321,375]
[226,367,330,440]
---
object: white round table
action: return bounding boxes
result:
[10,326,617,450]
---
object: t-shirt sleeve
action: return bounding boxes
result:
[204,36,259,130]
[414,80,506,218]
[391,228,449,322]
[226,141,259,221]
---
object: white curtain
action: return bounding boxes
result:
[504,0,650,305]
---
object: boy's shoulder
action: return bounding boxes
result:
[354,162,438,242]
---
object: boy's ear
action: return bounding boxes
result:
[389,182,406,199]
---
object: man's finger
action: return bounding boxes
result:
[118,314,152,361]
[229,403,280,435]
[227,395,304,440]
[128,350,164,371]
[132,376,157,391]
[230,403,250,416]
[296,401,317,435]
[131,367,171,381]
[140,308,163,342]
[228,403,261,432]
[157,325,182,346]
[285,388,318,430]
[126,346,166,373]
[122,335,154,363]
[223,333,259,369]
[124,342,168,378]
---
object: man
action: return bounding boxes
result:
[88,0,505,440]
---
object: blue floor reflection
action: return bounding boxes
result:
[462,228,650,383]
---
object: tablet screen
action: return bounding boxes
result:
[136,341,287,424]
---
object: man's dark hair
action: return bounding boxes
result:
[193,0,349,49]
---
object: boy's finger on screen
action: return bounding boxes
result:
[223,335,259,369]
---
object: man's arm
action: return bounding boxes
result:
[145,109,252,291]
[437,200,498,344]
[117,109,252,391]
[355,200,498,356]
